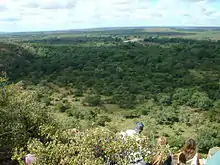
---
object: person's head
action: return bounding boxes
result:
[181,138,197,161]
[135,122,144,133]
[183,138,196,151]
[207,147,220,159]
[157,136,168,146]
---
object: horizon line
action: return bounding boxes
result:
[1,25,220,34]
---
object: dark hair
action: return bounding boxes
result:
[162,155,172,165]
[183,138,196,151]
[136,122,144,130]
[181,138,197,161]
[179,152,187,164]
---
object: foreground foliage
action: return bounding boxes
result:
[13,126,171,165]
[0,76,56,163]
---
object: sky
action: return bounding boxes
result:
[0,0,220,32]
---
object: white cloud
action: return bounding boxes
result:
[22,0,77,9]
[0,5,7,12]
[0,0,219,32]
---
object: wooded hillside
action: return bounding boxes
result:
[0,30,220,164]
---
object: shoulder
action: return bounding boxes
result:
[125,129,137,136]
[118,129,136,137]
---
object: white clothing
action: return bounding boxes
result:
[199,158,207,165]
[186,153,199,165]
[130,160,147,165]
[120,129,138,137]
[119,129,146,165]
[119,129,141,141]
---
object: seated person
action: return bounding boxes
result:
[120,122,145,139]
[150,136,172,165]
[118,122,146,164]
[175,138,200,165]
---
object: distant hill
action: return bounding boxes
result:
[1,26,220,35]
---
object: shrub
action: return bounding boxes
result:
[155,106,179,125]
[141,109,150,115]
[41,96,51,106]
[74,88,83,97]
[207,100,220,123]
[95,115,112,126]
[71,109,84,119]
[83,94,101,106]
[0,82,55,150]
[168,136,185,151]
[84,110,97,121]
[189,91,213,110]
[197,123,220,153]
[112,92,136,109]
[67,108,99,121]
[156,93,172,105]
[172,88,193,106]
[56,102,70,112]
[62,98,68,103]
[66,108,75,117]
[121,110,141,119]
[172,88,213,110]
[13,127,170,165]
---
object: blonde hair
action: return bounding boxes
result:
[157,136,168,146]
[151,154,164,165]
[151,137,169,165]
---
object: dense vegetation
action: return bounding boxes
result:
[0,28,220,164]
[3,37,220,108]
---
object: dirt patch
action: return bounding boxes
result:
[0,48,11,53]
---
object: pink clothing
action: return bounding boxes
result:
[25,154,37,165]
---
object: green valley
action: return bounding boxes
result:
[0,27,220,164]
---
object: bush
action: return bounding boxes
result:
[0,82,55,150]
[41,96,51,106]
[112,92,136,109]
[83,94,101,106]
[197,123,220,153]
[66,107,76,117]
[56,102,70,112]
[138,99,158,116]
[121,110,141,119]
[190,91,213,110]
[74,88,83,97]
[95,115,112,126]
[13,127,170,165]
[71,109,84,119]
[156,93,172,105]
[84,110,97,120]
[155,106,179,125]
[208,100,220,122]
[168,136,185,151]
[172,88,193,106]
[172,88,213,110]
[141,109,150,115]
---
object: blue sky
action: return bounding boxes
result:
[0,0,220,32]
